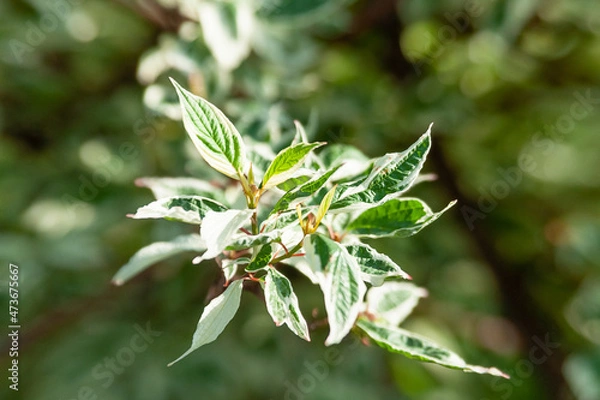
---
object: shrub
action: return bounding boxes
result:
[113,78,507,378]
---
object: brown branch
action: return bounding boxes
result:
[109,0,186,32]
[333,0,398,42]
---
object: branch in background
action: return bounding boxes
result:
[338,0,398,41]
[109,0,186,32]
[335,1,571,398]
[429,140,568,398]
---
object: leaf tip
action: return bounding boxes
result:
[472,366,510,379]
[168,350,191,367]
[294,332,310,343]
[168,76,181,89]
[126,213,135,218]
[112,278,124,286]
[496,369,511,379]
[324,335,341,347]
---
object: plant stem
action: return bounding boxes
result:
[251,211,259,235]
[271,237,305,265]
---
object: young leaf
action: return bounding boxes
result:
[345,243,411,286]
[261,142,324,189]
[169,280,244,366]
[271,165,341,215]
[135,177,227,203]
[331,126,432,210]
[356,318,509,378]
[304,234,367,346]
[197,210,254,262]
[365,282,427,326]
[170,78,247,179]
[128,196,228,224]
[315,185,337,226]
[264,268,310,341]
[112,234,205,286]
[346,198,456,238]
[245,245,273,272]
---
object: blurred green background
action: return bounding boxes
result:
[1,0,599,399]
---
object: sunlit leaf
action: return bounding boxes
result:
[197,210,253,261]
[305,234,366,345]
[171,78,247,179]
[315,185,337,227]
[346,243,411,286]
[346,198,456,238]
[277,174,312,192]
[168,280,244,366]
[128,196,228,224]
[365,282,427,326]
[331,126,432,210]
[272,165,340,214]
[112,234,205,286]
[261,142,324,189]
[245,244,274,272]
[357,318,509,378]
[264,268,310,341]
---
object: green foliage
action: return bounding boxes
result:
[114,81,506,378]
[5,0,598,398]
